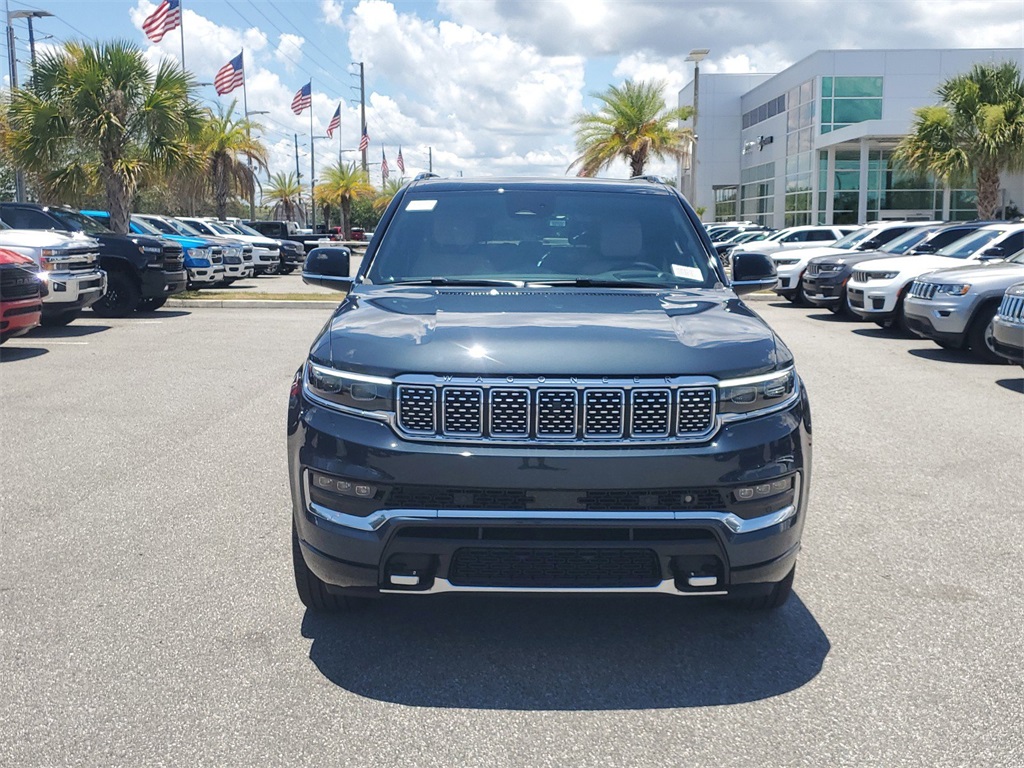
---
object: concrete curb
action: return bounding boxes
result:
[166,292,779,310]
[166,298,339,310]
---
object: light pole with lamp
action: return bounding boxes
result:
[685,48,709,217]
[6,6,53,201]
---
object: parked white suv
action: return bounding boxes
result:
[846,222,1024,329]
[731,225,856,258]
[771,221,936,303]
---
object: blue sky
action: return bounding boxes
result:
[3,0,1023,184]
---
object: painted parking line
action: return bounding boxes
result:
[4,340,90,346]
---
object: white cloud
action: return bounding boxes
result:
[274,34,305,71]
[321,0,347,29]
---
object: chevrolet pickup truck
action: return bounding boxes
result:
[289,176,811,614]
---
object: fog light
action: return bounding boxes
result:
[310,470,377,499]
[733,476,793,502]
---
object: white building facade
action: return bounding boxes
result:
[678,48,1024,226]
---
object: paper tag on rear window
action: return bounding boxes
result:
[406,200,437,211]
[671,265,703,281]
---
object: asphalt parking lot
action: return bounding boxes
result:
[1,301,1022,767]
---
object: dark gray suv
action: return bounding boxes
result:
[289,176,811,613]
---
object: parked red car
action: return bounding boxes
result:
[0,247,46,344]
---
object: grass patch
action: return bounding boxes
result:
[172,291,336,302]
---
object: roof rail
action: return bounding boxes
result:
[628,175,665,184]
[413,172,439,181]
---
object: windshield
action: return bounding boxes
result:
[935,229,1005,258]
[129,217,163,236]
[137,216,177,235]
[231,222,263,236]
[205,222,238,236]
[880,226,938,255]
[164,219,202,237]
[366,188,719,288]
[50,208,112,235]
[831,227,877,250]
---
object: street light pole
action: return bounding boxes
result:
[6,7,52,202]
[685,48,709,218]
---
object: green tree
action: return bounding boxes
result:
[894,61,1024,219]
[262,171,305,223]
[317,162,375,238]
[199,100,268,220]
[569,79,693,178]
[6,40,204,232]
[372,177,405,215]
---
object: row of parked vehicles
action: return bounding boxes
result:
[708,219,1024,365]
[0,203,335,340]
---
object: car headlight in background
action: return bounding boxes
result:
[936,284,971,296]
[304,361,394,415]
[774,258,800,266]
[867,272,899,280]
[717,368,798,416]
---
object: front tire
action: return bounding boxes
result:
[967,305,1007,363]
[136,297,166,312]
[92,271,140,318]
[292,522,361,613]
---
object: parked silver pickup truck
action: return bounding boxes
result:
[0,223,106,327]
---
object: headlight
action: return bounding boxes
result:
[869,272,899,280]
[774,258,800,266]
[717,368,797,416]
[304,361,394,414]
[936,283,971,296]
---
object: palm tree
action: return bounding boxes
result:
[372,178,405,215]
[6,40,204,232]
[317,162,375,238]
[199,100,268,221]
[262,171,305,223]
[569,79,693,178]
[894,61,1024,219]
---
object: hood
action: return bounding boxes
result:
[918,261,1024,284]
[0,229,99,249]
[310,286,789,379]
[856,254,978,274]
[158,234,209,249]
[772,245,846,263]
[813,250,903,267]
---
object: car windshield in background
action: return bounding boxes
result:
[231,223,263,236]
[366,189,717,288]
[832,228,876,249]
[168,219,203,237]
[50,209,111,235]
[881,226,938,254]
[129,217,163,236]
[935,229,1005,258]
[137,217,178,235]
[207,222,238,236]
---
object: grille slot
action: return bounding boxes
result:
[448,547,661,588]
[536,389,577,437]
[442,387,483,435]
[677,388,715,434]
[489,388,530,437]
[583,389,624,437]
[397,386,436,433]
[385,485,723,512]
[630,389,671,436]
[0,265,42,300]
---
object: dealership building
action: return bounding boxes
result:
[677,48,1024,226]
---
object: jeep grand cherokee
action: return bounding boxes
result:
[288,176,811,612]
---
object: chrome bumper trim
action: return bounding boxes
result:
[380,577,728,597]
[303,470,797,535]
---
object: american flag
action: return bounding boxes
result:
[326,105,341,138]
[396,147,405,174]
[291,82,311,115]
[381,148,390,184]
[214,52,244,96]
[142,0,181,43]
[359,128,369,152]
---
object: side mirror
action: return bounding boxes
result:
[731,252,778,295]
[910,241,936,254]
[302,246,354,291]
[857,238,881,250]
[979,246,1005,260]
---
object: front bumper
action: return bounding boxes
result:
[802,273,846,306]
[187,266,226,285]
[903,296,973,344]
[41,269,106,312]
[142,268,187,298]
[992,316,1024,363]
[289,388,812,597]
[1,296,43,338]
[772,265,802,293]
[222,262,246,280]
[847,279,903,320]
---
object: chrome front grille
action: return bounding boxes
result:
[998,292,1024,323]
[852,270,869,282]
[396,377,717,444]
[909,281,938,300]
[806,263,820,276]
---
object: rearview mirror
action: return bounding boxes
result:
[731,252,778,295]
[302,246,353,291]
[979,246,1005,260]
[910,241,936,254]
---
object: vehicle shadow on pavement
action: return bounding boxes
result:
[136,310,192,318]
[995,377,1024,393]
[804,312,849,323]
[0,346,49,362]
[908,348,1006,366]
[301,593,830,709]
[28,322,110,339]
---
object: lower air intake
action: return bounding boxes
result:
[447,547,660,588]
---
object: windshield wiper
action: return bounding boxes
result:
[529,278,683,289]
[387,278,526,287]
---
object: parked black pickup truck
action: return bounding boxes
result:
[290,176,810,615]
[245,220,335,253]
[0,204,186,316]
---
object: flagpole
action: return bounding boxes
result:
[178,0,185,69]
[338,103,342,167]
[309,79,316,233]
[241,51,254,220]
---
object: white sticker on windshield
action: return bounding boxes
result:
[406,199,437,211]
[672,265,703,281]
